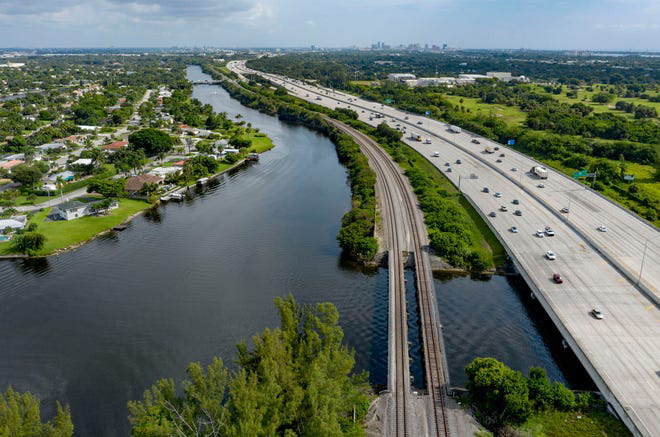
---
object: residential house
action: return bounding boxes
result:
[54,200,88,220]
[0,160,24,172]
[102,141,129,152]
[0,215,27,233]
[48,170,75,182]
[148,167,180,178]
[54,199,119,221]
[36,143,66,152]
[71,158,93,166]
[125,174,163,196]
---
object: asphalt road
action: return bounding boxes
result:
[229,61,660,436]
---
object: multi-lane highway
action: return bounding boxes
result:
[228,60,660,436]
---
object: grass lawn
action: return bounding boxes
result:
[13,195,52,205]
[443,95,527,125]
[0,198,151,256]
[242,132,274,153]
[516,409,631,437]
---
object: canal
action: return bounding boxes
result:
[0,65,588,436]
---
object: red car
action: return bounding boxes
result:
[553,273,563,284]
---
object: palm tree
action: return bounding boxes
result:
[56,176,65,201]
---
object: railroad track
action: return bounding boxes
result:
[328,119,450,437]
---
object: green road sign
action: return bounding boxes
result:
[384,98,392,104]
[573,169,587,179]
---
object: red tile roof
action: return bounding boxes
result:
[125,174,163,192]
[103,141,129,150]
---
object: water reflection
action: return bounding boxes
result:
[14,257,50,276]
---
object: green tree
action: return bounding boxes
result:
[10,164,43,189]
[465,357,532,427]
[11,232,47,255]
[526,367,553,410]
[0,387,73,437]
[128,295,369,436]
[129,128,173,157]
[87,178,127,198]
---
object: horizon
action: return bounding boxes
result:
[0,0,658,51]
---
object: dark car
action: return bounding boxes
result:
[553,273,563,284]
[483,187,490,193]
[489,211,496,217]
[471,139,480,144]
[455,159,461,164]
[496,159,502,163]
[514,210,522,216]
[499,153,505,157]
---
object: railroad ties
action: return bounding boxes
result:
[326,118,450,437]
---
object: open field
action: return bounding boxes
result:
[0,198,151,256]
[529,84,660,120]
[442,95,527,125]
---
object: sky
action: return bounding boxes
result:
[0,0,658,51]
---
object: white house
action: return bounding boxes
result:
[71,158,93,166]
[0,216,27,233]
[54,199,118,221]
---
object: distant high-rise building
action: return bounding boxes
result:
[442,43,448,51]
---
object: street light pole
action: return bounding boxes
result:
[638,234,660,285]
[638,238,649,285]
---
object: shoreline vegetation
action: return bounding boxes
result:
[0,69,275,259]
[2,296,371,436]
[206,64,503,269]
[206,65,379,263]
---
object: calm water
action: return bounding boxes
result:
[0,66,587,436]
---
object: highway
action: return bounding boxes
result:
[228,60,660,437]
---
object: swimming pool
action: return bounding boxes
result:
[0,235,10,242]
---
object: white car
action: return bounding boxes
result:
[432,151,440,157]
[545,228,555,237]
[546,251,556,260]
[495,192,502,198]
[536,230,544,238]
[538,183,545,188]
[598,225,608,232]
[591,309,604,320]
[510,226,518,233]
[424,139,432,144]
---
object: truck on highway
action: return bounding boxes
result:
[485,146,494,154]
[530,166,549,179]
[449,125,462,133]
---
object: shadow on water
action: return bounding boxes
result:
[13,257,50,277]
[143,207,162,223]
